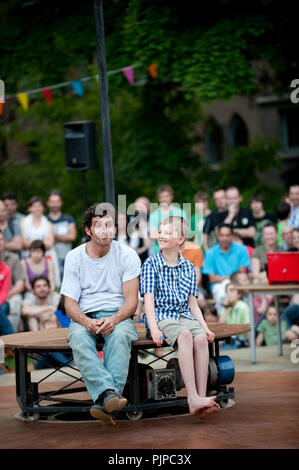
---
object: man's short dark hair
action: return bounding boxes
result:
[2,192,17,201]
[276,202,291,221]
[32,275,50,289]
[47,189,62,198]
[82,202,115,231]
[263,222,277,232]
[218,223,233,234]
[249,193,264,204]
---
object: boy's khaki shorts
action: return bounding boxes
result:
[158,317,206,348]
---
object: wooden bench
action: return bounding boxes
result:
[0,322,250,421]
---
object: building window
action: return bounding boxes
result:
[229,114,249,147]
[205,118,224,163]
[281,108,299,151]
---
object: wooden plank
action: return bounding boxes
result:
[0,322,250,350]
[236,284,299,292]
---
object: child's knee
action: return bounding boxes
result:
[177,329,193,343]
[194,333,208,348]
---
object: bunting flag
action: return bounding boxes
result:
[17,92,29,111]
[71,80,84,97]
[122,66,134,85]
[41,88,52,104]
[0,102,3,115]
[148,64,158,79]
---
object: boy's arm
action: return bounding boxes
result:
[188,295,215,343]
[143,293,164,346]
[256,331,264,347]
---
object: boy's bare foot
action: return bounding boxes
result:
[198,403,220,419]
[188,395,219,416]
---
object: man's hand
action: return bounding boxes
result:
[83,317,103,335]
[96,316,117,336]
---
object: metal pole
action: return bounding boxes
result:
[93,0,115,207]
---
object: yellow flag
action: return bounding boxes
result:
[17,93,29,111]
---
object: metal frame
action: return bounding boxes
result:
[13,337,235,420]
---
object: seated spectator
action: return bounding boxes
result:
[0,244,13,336]
[249,193,277,247]
[230,271,273,325]
[276,201,291,246]
[223,187,256,247]
[190,191,211,249]
[46,190,77,282]
[202,223,251,315]
[20,196,60,287]
[148,185,188,254]
[182,240,206,308]
[219,282,250,348]
[34,312,71,370]
[251,223,285,282]
[21,275,60,331]
[256,304,293,346]
[287,184,299,229]
[291,228,299,251]
[202,305,218,323]
[281,224,294,251]
[2,192,25,240]
[0,230,25,332]
[203,189,227,252]
[21,240,56,292]
[0,199,22,254]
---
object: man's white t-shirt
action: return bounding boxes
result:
[60,240,141,314]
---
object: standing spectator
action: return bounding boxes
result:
[0,200,22,254]
[20,196,60,287]
[202,224,251,315]
[223,187,256,247]
[47,190,77,281]
[249,194,277,247]
[281,225,294,251]
[2,192,25,239]
[287,184,299,229]
[148,185,188,254]
[203,189,227,251]
[251,223,285,282]
[276,201,291,246]
[21,240,56,292]
[21,276,60,331]
[0,238,13,336]
[190,191,211,249]
[0,230,25,332]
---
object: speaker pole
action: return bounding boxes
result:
[93,0,115,207]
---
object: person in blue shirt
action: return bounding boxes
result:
[141,216,220,419]
[202,224,252,315]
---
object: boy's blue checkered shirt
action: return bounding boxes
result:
[140,252,199,323]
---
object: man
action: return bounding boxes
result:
[203,189,228,251]
[287,184,299,229]
[46,190,77,281]
[61,203,141,425]
[22,276,60,332]
[2,192,25,239]
[281,225,294,251]
[148,185,188,254]
[0,230,25,332]
[223,187,256,247]
[0,200,22,254]
[190,191,211,249]
[249,193,277,247]
[202,224,252,315]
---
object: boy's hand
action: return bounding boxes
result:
[205,328,215,343]
[151,327,164,347]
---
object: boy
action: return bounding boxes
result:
[220,282,250,347]
[140,216,220,419]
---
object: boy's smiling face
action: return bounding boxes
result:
[158,223,185,250]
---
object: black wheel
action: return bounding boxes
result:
[125,410,143,421]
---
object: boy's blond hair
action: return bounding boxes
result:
[159,216,189,238]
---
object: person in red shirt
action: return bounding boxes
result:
[0,231,13,335]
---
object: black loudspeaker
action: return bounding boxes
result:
[64,121,99,171]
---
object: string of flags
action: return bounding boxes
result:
[1,63,158,115]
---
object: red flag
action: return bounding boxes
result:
[41,88,53,104]
[148,64,158,79]
[0,102,3,116]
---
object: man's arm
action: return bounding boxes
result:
[54,223,77,243]
[8,280,24,299]
[22,303,56,317]
[5,235,22,252]
[209,273,230,284]
[233,226,256,239]
[64,296,102,335]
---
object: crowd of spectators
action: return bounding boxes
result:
[1,183,299,358]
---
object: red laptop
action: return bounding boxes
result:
[267,252,299,285]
